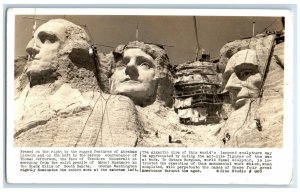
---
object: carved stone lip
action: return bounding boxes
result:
[236,96,249,100]
[27,57,40,61]
[235,97,249,104]
[121,80,140,83]
[121,78,141,83]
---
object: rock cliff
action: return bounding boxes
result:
[13,19,283,148]
[215,34,284,147]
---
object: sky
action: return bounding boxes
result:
[15,15,283,65]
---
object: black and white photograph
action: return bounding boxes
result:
[4,7,296,186]
[13,14,284,148]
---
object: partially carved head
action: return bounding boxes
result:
[109,41,173,107]
[25,19,95,89]
[223,49,262,108]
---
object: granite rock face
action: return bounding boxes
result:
[14,84,140,147]
[14,19,140,147]
[13,18,284,148]
[111,41,174,107]
[216,35,284,148]
[219,35,275,73]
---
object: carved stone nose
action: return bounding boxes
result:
[125,63,139,80]
[224,73,242,93]
[26,39,40,58]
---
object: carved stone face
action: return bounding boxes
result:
[110,48,157,106]
[223,49,262,108]
[26,20,67,86]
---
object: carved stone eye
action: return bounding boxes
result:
[38,31,59,44]
[139,62,151,68]
[115,60,126,68]
[122,57,130,65]
[239,69,254,79]
[234,63,259,81]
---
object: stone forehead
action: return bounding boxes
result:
[34,20,66,40]
[123,48,155,61]
[36,20,65,31]
[35,19,89,41]
[225,49,258,71]
[45,19,81,28]
[122,41,168,59]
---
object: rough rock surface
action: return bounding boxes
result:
[14,83,140,147]
[14,18,142,147]
[14,44,283,148]
[215,40,284,148]
[138,36,283,148]
[14,56,27,79]
[14,56,29,99]
[98,52,114,93]
[219,34,275,74]
[137,101,223,147]
[13,18,283,148]
[14,37,283,148]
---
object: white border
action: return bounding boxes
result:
[2,0,298,5]
[9,8,292,17]
[6,8,295,185]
